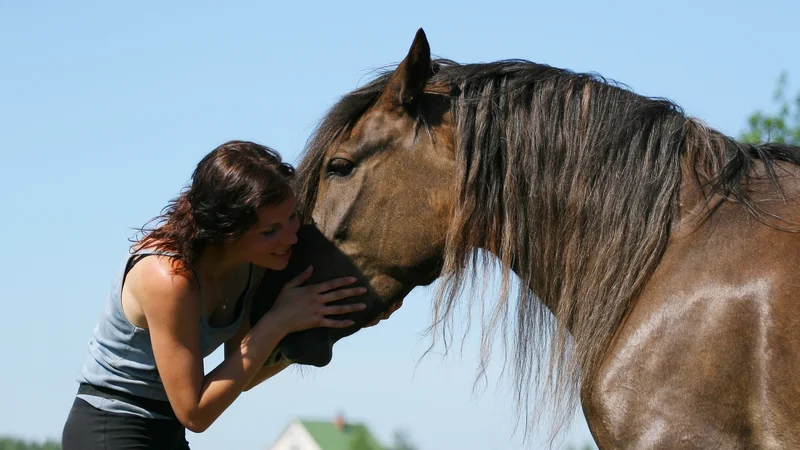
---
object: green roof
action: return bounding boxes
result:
[300,420,383,450]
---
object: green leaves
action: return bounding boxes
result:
[740,71,800,145]
[0,437,61,450]
[347,427,375,450]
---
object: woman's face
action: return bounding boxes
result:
[236,192,300,270]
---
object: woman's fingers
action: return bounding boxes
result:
[310,276,359,293]
[322,303,367,316]
[318,318,356,329]
[319,287,367,303]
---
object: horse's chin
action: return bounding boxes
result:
[365,273,419,305]
[279,326,337,367]
[281,347,332,368]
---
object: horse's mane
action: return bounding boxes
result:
[296,58,800,440]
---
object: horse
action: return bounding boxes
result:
[251,28,800,448]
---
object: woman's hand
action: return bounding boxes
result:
[267,266,367,334]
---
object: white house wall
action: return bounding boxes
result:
[267,421,322,450]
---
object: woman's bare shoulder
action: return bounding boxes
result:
[123,254,200,327]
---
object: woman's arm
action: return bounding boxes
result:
[226,268,291,392]
[243,361,291,391]
[134,261,365,433]
[132,259,288,433]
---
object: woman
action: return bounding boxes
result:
[62,140,393,449]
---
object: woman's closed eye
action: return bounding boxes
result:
[261,211,298,237]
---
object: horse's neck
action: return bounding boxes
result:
[672,155,719,239]
[493,169,705,333]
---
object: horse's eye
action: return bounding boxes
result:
[326,158,355,177]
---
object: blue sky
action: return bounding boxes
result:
[1,1,799,449]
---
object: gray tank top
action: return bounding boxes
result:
[76,248,253,419]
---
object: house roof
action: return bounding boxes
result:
[299,420,383,450]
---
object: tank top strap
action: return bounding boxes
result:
[245,263,255,291]
[237,263,255,310]
[229,263,254,326]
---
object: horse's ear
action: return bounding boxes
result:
[379,28,433,107]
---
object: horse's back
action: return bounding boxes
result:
[585,163,800,449]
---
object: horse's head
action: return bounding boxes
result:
[305,29,456,305]
[250,29,458,367]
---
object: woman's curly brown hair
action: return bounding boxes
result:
[133,140,295,274]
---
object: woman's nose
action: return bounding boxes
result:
[281,228,298,246]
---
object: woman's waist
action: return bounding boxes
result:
[76,382,176,420]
